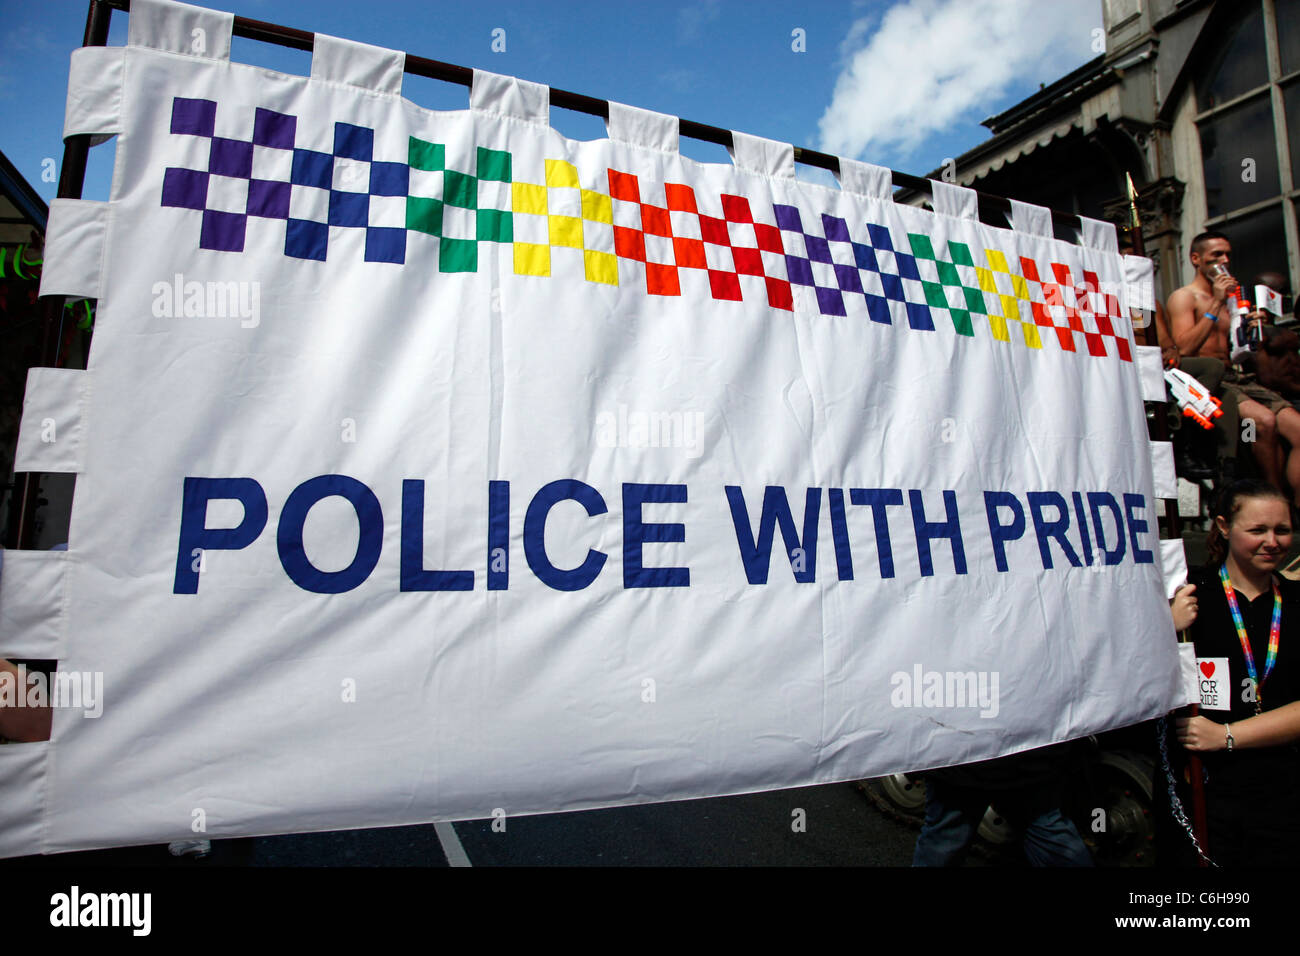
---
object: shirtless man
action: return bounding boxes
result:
[1168,232,1300,496]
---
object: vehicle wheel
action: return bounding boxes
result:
[1076,750,1156,867]
[857,773,926,826]
[976,805,1017,846]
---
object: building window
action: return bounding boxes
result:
[1195,0,1299,294]
[1199,95,1279,217]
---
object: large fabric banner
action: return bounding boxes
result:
[0,0,1185,856]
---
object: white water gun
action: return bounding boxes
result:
[1165,366,1223,430]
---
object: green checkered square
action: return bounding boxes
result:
[908,232,980,337]
[921,280,947,310]
[477,147,512,183]
[477,209,512,243]
[407,197,444,236]
[443,171,477,209]
[440,237,478,273]
[409,137,445,172]
[908,233,936,260]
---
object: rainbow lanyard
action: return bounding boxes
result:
[1219,564,1281,710]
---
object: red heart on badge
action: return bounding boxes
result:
[1200,661,1216,678]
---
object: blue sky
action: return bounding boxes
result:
[0,0,1103,206]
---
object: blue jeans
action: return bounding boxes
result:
[912,776,1094,867]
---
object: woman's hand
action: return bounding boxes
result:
[1171,583,1198,632]
[1176,715,1227,752]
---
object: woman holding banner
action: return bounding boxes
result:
[1176,480,1300,865]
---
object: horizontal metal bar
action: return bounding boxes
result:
[101,0,1087,234]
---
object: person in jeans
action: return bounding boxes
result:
[912,743,1093,866]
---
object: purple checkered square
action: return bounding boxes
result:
[210,138,253,179]
[248,179,291,219]
[816,286,846,316]
[822,215,851,243]
[834,263,864,294]
[805,234,832,264]
[785,255,814,286]
[171,97,216,137]
[774,204,803,232]
[200,210,246,252]
[253,108,296,150]
[161,168,208,210]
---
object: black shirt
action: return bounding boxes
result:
[1188,565,1300,794]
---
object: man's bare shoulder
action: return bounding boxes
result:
[1166,285,1201,322]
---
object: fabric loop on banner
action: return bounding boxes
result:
[1160,538,1189,602]
[1150,441,1177,500]
[1009,199,1052,237]
[605,101,679,153]
[1177,643,1201,704]
[38,200,108,302]
[0,549,68,660]
[127,0,233,61]
[15,368,89,475]
[728,131,795,179]
[930,180,977,220]
[0,743,47,859]
[65,47,125,144]
[310,33,405,97]
[835,158,892,199]
[1135,346,1166,403]
[1123,253,1156,312]
[1077,216,1119,253]
[470,69,549,126]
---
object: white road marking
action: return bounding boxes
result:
[434,821,472,867]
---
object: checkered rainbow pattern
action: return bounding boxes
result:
[159,97,1131,362]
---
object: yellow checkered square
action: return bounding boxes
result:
[988,314,1010,342]
[549,215,584,249]
[545,160,580,189]
[513,182,548,215]
[976,267,997,294]
[513,242,550,276]
[581,189,613,224]
[584,250,618,285]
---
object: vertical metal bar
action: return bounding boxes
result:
[8,0,113,551]
[1261,0,1299,295]
[1131,192,1211,864]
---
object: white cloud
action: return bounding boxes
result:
[817,0,1102,162]
[677,0,722,44]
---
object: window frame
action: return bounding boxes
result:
[1194,0,1299,297]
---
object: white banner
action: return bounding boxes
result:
[0,3,1183,856]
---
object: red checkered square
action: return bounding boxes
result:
[732,246,763,277]
[614,226,646,261]
[608,168,641,202]
[721,194,753,223]
[641,204,672,237]
[699,215,730,246]
[709,269,741,300]
[673,237,706,270]
[755,223,783,254]
[766,276,793,311]
[647,262,679,296]
[665,183,697,213]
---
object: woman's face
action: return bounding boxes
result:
[1218,496,1293,576]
